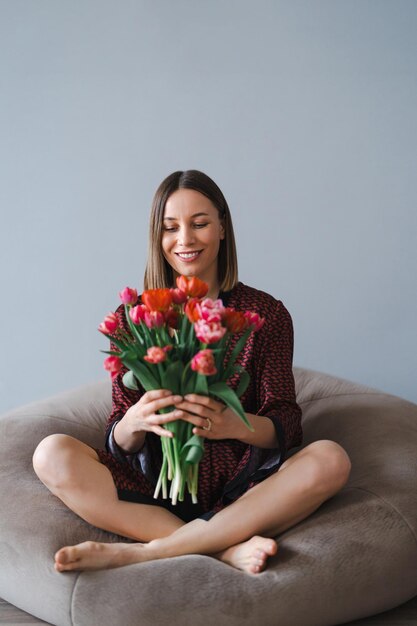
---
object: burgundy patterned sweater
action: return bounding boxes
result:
[97,281,302,518]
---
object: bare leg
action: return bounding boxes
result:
[33,434,185,541]
[54,440,351,574]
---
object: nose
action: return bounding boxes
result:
[177,225,195,247]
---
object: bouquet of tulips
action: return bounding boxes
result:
[99,275,265,505]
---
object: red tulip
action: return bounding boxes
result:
[98,312,119,335]
[176,275,208,298]
[103,355,123,379]
[222,309,248,333]
[119,287,138,306]
[165,308,180,329]
[185,298,202,323]
[141,288,173,312]
[170,288,187,305]
[191,349,217,376]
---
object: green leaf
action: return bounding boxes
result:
[161,361,183,395]
[194,372,209,395]
[180,312,189,337]
[223,328,252,379]
[140,322,156,348]
[183,367,195,395]
[122,370,140,390]
[180,434,205,464]
[208,382,254,431]
[233,366,250,398]
[105,335,129,352]
[100,349,125,357]
[123,358,160,391]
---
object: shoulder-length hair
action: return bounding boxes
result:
[143,170,238,292]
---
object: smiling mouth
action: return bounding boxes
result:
[175,251,202,260]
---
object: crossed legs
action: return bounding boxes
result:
[33,435,351,574]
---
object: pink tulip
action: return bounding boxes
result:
[198,298,225,323]
[144,346,167,364]
[144,310,165,328]
[191,349,217,376]
[98,312,119,335]
[244,311,265,331]
[119,287,138,306]
[103,355,123,379]
[129,304,148,325]
[194,320,226,344]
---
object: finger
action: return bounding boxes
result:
[143,389,173,401]
[192,426,213,439]
[174,401,207,417]
[146,410,182,425]
[183,394,223,411]
[175,410,210,431]
[152,426,174,438]
[146,394,183,416]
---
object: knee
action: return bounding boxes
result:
[33,434,80,489]
[304,440,351,496]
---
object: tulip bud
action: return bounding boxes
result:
[144,346,167,364]
[170,288,187,305]
[129,304,147,325]
[191,349,217,376]
[244,311,265,332]
[103,355,123,379]
[144,310,165,328]
[194,320,226,344]
[176,275,208,298]
[98,313,119,335]
[119,287,138,306]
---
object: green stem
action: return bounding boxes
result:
[170,437,181,505]
[153,453,167,500]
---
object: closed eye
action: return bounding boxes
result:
[163,223,209,232]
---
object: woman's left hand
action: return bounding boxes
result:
[174,393,248,440]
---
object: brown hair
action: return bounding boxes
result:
[144,170,238,292]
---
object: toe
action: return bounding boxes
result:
[265,540,278,556]
[54,546,80,569]
[54,547,71,565]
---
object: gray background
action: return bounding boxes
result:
[1,0,416,414]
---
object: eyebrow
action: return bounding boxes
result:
[163,212,210,221]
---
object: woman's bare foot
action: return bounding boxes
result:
[54,535,278,574]
[215,536,278,574]
[54,541,147,572]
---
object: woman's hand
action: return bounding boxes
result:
[114,389,183,453]
[174,393,249,441]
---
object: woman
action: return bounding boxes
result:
[33,170,351,575]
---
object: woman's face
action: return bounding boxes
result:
[161,188,225,293]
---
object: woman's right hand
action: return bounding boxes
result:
[113,389,183,453]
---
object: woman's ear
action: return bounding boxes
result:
[220,220,225,240]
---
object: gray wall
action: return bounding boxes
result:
[1,0,416,413]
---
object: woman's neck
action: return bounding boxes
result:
[207,287,220,300]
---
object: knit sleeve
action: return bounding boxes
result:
[104,304,143,440]
[254,300,303,457]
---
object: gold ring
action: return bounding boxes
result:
[203,418,212,432]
